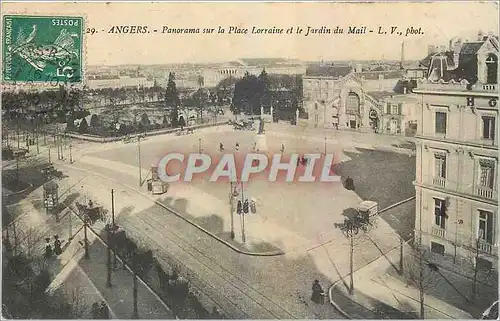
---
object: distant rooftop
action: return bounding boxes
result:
[305,65,352,78]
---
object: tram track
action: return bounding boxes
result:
[120,210,297,319]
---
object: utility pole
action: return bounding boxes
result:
[349,231,354,294]
[36,129,39,154]
[229,182,235,239]
[57,136,61,160]
[84,214,89,259]
[68,208,72,241]
[111,189,117,268]
[241,181,246,243]
[132,254,139,319]
[107,224,112,287]
[60,136,64,160]
[15,155,19,184]
[137,136,142,186]
[399,235,404,274]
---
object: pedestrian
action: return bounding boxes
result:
[219,143,224,151]
[345,176,355,191]
[280,143,285,153]
[100,301,109,319]
[53,234,62,256]
[44,238,53,259]
[235,142,239,151]
[311,280,323,304]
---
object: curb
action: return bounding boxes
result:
[66,205,173,315]
[4,183,33,198]
[328,280,353,319]
[58,162,285,257]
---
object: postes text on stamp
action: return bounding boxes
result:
[2,15,84,85]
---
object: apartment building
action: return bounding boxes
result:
[413,34,498,271]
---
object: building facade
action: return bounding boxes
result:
[202,61,306,87]
[379,94,419,136]
[413,35,499,271]
[303,69,404,131]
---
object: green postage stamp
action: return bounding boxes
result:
[2,15,84,84]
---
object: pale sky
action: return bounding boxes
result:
[2,1,499,65]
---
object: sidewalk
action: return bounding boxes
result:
[3,165,172,319]
[328,241,484,319]
[48,227,173,319]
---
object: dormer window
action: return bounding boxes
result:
[486,54,498,84]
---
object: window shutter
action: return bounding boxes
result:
[442,156,447,178]
[486,212,493,243]
[398,103,402,115]
[386,103,390,114]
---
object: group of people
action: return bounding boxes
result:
[218,142,285,153]
[91,301,110,319]
[44,235,63,258]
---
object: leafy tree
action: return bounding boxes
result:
[258,69,271,110]
[232,72,262,115]
[140,113,150,129]
[89,114,100,128]
[78,119,88,134]
[165,72,181,127]
[192,88,209,123]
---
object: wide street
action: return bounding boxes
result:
[36,123,417,318]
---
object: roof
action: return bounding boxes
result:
[353,70,404,80]
[460,42,484,55]
[305,65,352,78]
[365,91,396,102]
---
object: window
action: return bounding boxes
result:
[478,159,495,189]
[315,103,318,110]
[431,242,445,255]
[435,112,447,134]
[434,153,447,178]
[482,116,495,140]
[486,54,498,84]
[478,210,493,244]
[391,104,398,115]
[434,198,446,229]
[386,103,390,114]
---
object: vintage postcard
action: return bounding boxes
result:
[1,1,498,320]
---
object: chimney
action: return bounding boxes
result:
[449,38,453,51]
[478,30,484,41]
[400,41,405,70]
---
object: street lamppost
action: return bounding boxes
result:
[335,214,371,295]
[198,138,201,153]
[324,137,327,155]
[69,144,73,163]
[229,182,237,239]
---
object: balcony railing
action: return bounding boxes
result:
[476,186,495,200]
[431,226,445,238]
[433,176,446,188]
[478,240,493,254]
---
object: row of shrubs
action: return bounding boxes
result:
[107,227,224,319]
